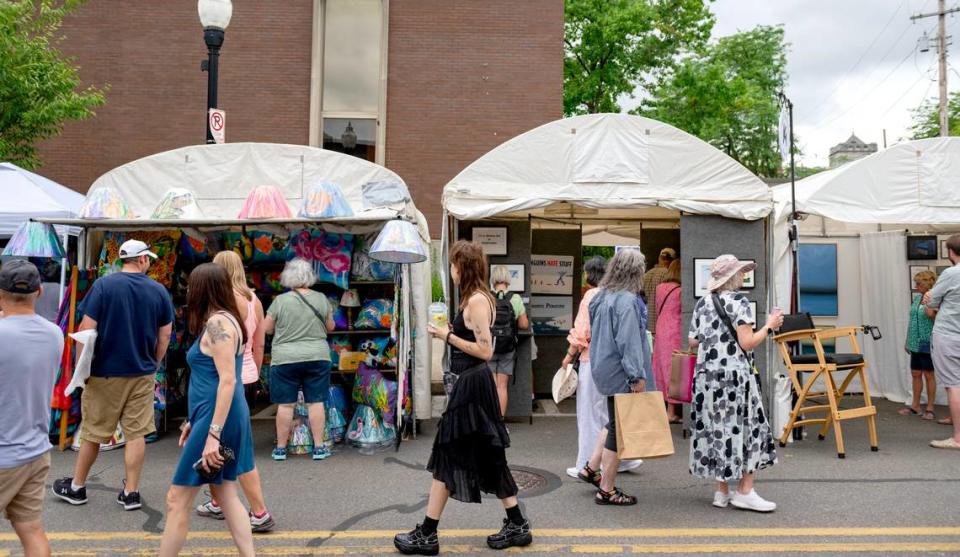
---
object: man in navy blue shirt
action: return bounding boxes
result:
[52,240,174,511]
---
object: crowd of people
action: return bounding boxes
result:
[3,235,960,556]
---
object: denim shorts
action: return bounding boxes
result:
[269,360,331,404]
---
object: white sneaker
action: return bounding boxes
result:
[730,489,776,513]
[712,491,731,508]
[565,467,580,479]
[617,459,643,473]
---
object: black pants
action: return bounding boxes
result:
[604,396,618,452]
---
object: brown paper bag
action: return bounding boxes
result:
[614,391,675,460]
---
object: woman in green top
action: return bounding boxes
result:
[261,259,336,461]
[900,270,938,420]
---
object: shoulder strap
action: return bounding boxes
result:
[293,290,326,326]
[711,293,748,358]
[657,285,680,316]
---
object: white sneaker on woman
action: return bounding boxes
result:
[730,489,776,512]
[712,491,731,508]
[565,467,580,479]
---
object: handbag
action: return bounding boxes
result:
[613,391,675,460]
[668,351,696,403]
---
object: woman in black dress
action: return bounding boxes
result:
[394,240,531,555]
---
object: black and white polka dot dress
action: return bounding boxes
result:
[687,291,777,481]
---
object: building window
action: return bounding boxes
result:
[311,0,387,164]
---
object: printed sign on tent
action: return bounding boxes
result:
[209,109,226,144]
[530,254,574,294]
[529,296,573,335]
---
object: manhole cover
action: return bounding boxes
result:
[511,469,548,492]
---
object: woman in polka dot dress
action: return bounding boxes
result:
[687,255,783,513]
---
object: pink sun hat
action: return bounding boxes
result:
[707,254,756,292]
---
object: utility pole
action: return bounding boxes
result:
[912,0,960,136]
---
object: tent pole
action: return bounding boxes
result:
[787,97,800,314]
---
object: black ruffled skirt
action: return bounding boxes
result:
[427,363,518,503]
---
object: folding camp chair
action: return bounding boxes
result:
[773,313,879,458]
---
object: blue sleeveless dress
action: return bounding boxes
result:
[172,316,255,486]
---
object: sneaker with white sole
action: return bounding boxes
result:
[565,467,580,479]
[712,491,731,508]
[250,510,276,533]
[196,499,224,519]
[730,489,776,513]
[617,459,643,473]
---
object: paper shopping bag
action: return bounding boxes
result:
[668,351,696,403]
[614,391,675,460]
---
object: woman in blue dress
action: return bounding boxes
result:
[159,263,255,557]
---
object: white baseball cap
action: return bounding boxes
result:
[118,239,158,259]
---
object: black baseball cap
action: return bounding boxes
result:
[0,260,41,294]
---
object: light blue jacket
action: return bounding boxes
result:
[588,290,655,396]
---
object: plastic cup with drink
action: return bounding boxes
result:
[429,301,448,331]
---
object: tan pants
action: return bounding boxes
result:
[81,375,156,444]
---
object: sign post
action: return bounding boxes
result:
[208,108,226,144]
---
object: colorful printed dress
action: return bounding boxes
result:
[687,292,777,481]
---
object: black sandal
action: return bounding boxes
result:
[577,465,602,488]
[595,487,637,506]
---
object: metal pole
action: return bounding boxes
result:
[938,0,949,136]
[203,28,224,144]
[788,97,799,314]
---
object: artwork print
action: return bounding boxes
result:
[798,243,838,316]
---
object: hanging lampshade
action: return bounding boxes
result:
[79,186,135,219]
[152,187,205,219]
[299,181,354,218]
[237,185,293,219]
[369,219,427,264]
[2,221,65,258]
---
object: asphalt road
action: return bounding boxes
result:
[2,399,959,556]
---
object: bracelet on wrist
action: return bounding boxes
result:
[209,423,224,434]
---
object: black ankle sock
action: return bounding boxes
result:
[421,516,439,536]
[505,505,524,525]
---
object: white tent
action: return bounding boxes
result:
[772,137,960,406]
[443,113,773,222]
[0,162,84,237]
[40,143,433,421]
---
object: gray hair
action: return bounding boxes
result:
[280,258,316,289]
[490,265,511,287]
[712,273,744,293]
[598,249,646,294]
[584,256,607,287]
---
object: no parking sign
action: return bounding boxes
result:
[209,109,225,144]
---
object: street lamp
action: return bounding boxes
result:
[198,0,232,144]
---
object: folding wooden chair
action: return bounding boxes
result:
[773,314,879,458]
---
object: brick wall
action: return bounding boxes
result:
[38,1,314,192]
[386,0,564,234]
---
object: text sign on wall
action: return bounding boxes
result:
[530,254,574,294]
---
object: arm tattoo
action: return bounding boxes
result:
[206,319,232,345]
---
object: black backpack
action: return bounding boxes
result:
[491,290,517,354]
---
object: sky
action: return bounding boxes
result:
[641,0,956,167]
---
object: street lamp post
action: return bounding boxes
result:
[198,0,232,144]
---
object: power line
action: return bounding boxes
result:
[878,67,935,119]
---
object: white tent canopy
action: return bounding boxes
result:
[0,162,84,237]
[41,142,433,420]
[772,137,960,406]
[443,113,773,222]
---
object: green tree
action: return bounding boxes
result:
[636,26,788,177]
[563,0,714,115]
[908,91,960,139]
[0,0,106,169]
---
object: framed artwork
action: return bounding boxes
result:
[693,258,713,298]
[530,254,575,295]
[749,301,758,318]
[909,265,930,285]
[798,243,839,316]
[937,265,951,276]
[907,235,938,260]
[472,227,508,255]
[528,296,573,335]
[941,239,949,260]
[742,261,756,289]
[490,263,525,292]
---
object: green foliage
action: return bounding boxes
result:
[0,0,106,169]
[636,26,789,177]
[795,166,827,179]
[563,0,714,115]
[909,91,960,139]
[582,245,614,261]
[430,244,444,302]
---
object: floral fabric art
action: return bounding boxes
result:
[287,229,354,289]
[98,230,181,288]
[354,298,393,330]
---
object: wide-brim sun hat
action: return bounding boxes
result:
[552,363,578,404]
[707,254,755,292]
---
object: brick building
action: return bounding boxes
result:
[38,1,564,235]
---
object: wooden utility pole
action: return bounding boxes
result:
[912,0,960,136]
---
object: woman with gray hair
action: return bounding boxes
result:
[687,255,783,512]
[260,258,336,462]
[489,265,529,416]
[576,249,653,506]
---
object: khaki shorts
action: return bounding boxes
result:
[81,375,156,444]
[0,453,50,523]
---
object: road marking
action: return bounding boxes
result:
[4,526,960,542]
[32,542,960,555]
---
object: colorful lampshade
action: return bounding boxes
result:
[151,188,205,219]
[79,186,135,219]
[299,181,354,218]
[340,288,361,308]
[369,219,427,264]
[237,185,293,219]
[2,221,65,258]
